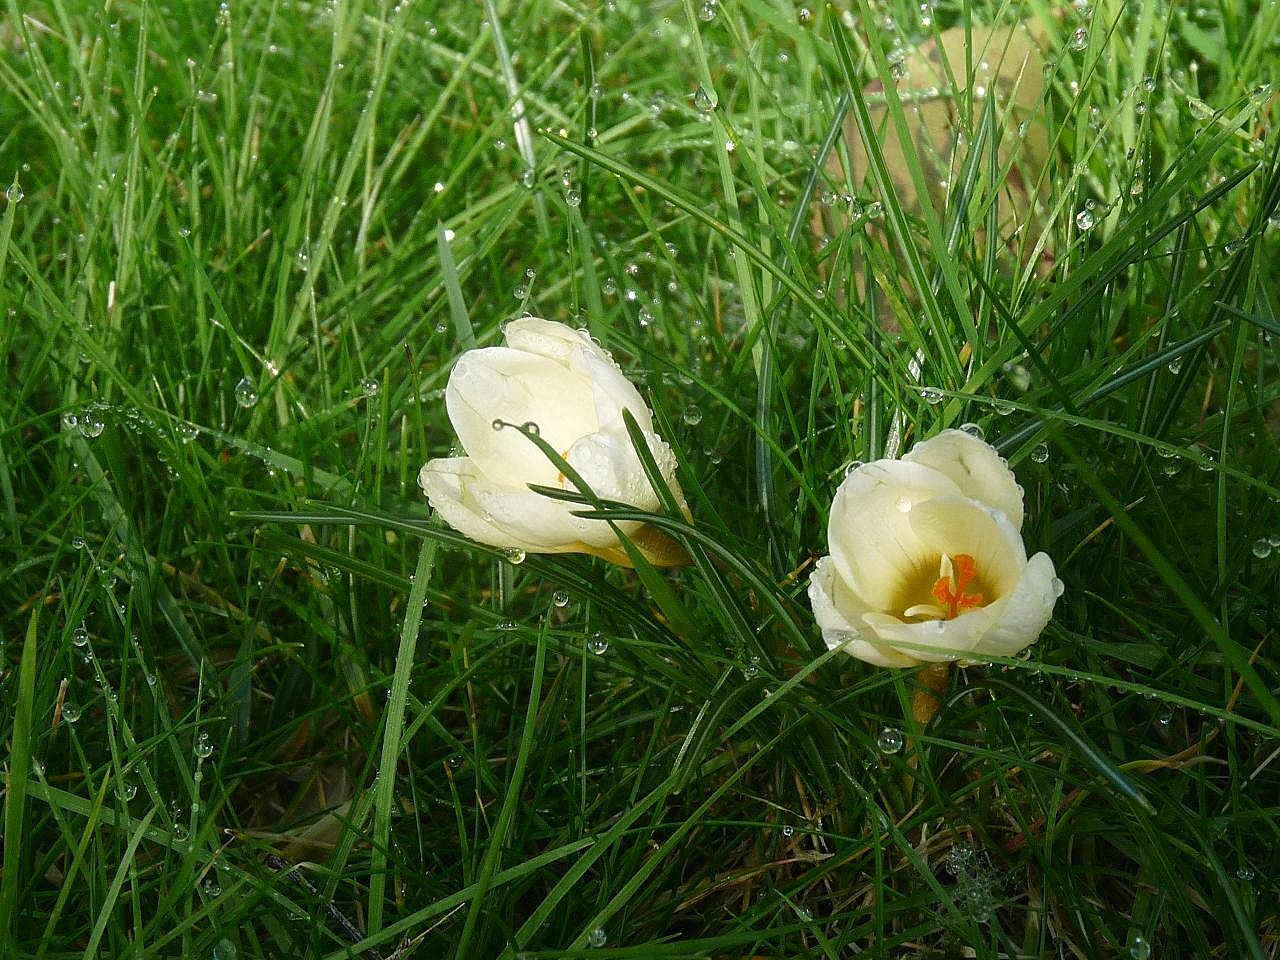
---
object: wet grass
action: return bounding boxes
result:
[1,0,1278,957]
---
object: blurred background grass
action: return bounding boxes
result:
[1,0,1278,957]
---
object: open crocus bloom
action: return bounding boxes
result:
[808,430,1059,666]
[419,318,689,567]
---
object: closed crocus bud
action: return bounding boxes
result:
[419,318,690,567]
[808,430,1060,666]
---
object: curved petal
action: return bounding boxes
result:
[419,457,545,551]
[862,607,998,663]
[903,429,1024,529]
[905,495,1028,599]
[420,457,638,551]
[828,460,963,611]
[504,317,655,435]
[967,552,1058,657]
[446,348,597,485]
[567,431,661,509]
[809,557,920,668]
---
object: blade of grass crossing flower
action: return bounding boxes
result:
[366,537,438,936]
[453,619,548,958]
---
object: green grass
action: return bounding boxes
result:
[2,0,1278,957]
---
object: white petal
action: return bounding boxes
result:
[419,457,634,551]
[446,348,597,486]
[903,429,1024,529]
[567,431,660,509]
[862,607,998,662]
[808,557,920,668]
[828,460,963,611]
[906,495,1028,597]
[505,317,655,435]
[967,552,1058,658]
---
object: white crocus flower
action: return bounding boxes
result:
[419,318,689,566]
[809,430,1059,666]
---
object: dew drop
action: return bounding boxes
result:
[72,627,90,647]
[920,386,944,404]
[1075,207,1096,231]
[520,421,539,436]
[122,780,137,800]
[233,377,258,408]
[1030,443,1050,464]
[62,701,81,723]
[61,411,79,431]
[877,726,905,754]
[565,188,581,207]
[601,276,617,296]
[698,0,717,21]
[212,937,237,960]
[1128,936,1151,960]
[79,412,106,438]
[360,377,381,397]
[693,85,715,112]
[681,404,703,426]
[781,823,794,837]
[496,619,519,631]
[844,459,864,476]
[1252,538,1272,559]
[959,422,984,440]
[1069,26,1088,51]
[1236,864,1255,881]
[491,418,506,431]
[504,548,527,565]
[552,590,570,608]
[587,928,607,947]
[1051,578,1065,597]
[194,730,214,759]
[588,633,609,655]
[71,535,86,550]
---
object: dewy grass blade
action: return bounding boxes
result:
[367,537,438,935]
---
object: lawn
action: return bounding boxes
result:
[1,0,1278,957]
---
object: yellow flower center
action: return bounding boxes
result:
[900,553,988,621]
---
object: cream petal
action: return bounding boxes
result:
[808,557,920,668]
[905,495,1028,597]
[419,456,635,550]
[903,429,1025,529]
[446,348,598,486]
[504,317,655,434]
[419,457,547,550]
[862,607,998,663]
[566,431,660,508]
[966,552,1058,658]
[828,460,963,611]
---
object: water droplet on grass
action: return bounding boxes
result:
[72,628,90,647]
[63,701,81,723]
[1069,26,1088,50]
[1030,444,1049,464]
[1252,539,1272,559]
[1075,207,1096,231]
[1128,936,1151,960]
[194,731,214,759]
[681,404,703,426]
[588,633,609,655]
[552,590,570,608]
[587,927,607,947]
[920,386,944,404]
[361,377,380,397]
[233,377,258,408]
[877,727,904,753]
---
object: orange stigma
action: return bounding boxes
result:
[931,553,984,619]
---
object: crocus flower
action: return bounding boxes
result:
[419,318,688,566]
[808,430,1058,666]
